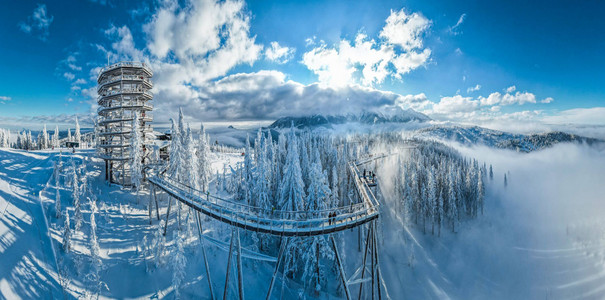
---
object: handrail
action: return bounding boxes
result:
[98,61,153,77]
[97,103,153,114]
[98,74,153,88]
[97,88,153,98]
[152,173,370,220]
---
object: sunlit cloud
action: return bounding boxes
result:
[302,8,431,87]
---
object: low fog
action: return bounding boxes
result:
[375,141,605,299]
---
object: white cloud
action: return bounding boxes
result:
[104,25,145,62]
[265,42,295,64]
[379,9,431,51]
[143,0,262,85]
[479,91,542,106]
[0,96,11,104]
[18,4,53,41]
[68,63,82,71]
[506,85,516,93]
[73,78,86,85]
[432,95,478,114]
[542,107,605,125]
[305,36,316,46]
[63,72,75,80]
[448,13,466,35]
[302,8,431,87]
[396,93,432,111]
[467,84,481,93]
[541,97,554,104]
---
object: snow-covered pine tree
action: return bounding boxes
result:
[243,134,253,204]
[87,196,107,297]
[130,111,143,192]
[171,231,187,299]
[72,160,83,231]
[489,164,494,181]
[448,169,458,232]
[279,125,306,213]
[75,116,81,146]
[168,119,185,184]
[153,220,166,267]
[254,134,271,214]
[197,123,211,192]
[330,165,339,208]
[54,160,61,218]
[427,167,437,235]
[67,128,72,143]
[62,210,71,253]
[178,108,186,145]
[302,148,334,293]
[478,166,484,215]
[184,126,199,190]
[53,125,59,148]
[42,124,49,150]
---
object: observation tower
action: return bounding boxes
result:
[96,61,154,186]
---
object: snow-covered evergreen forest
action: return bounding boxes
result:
[0,117,94,150]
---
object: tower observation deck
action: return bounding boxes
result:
[97,61,154,186]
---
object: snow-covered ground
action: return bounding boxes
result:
[1,142,604,299]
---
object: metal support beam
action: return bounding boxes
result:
[163,194,172,236]
[153,186,160,220]
[373,221,382,300]
[331,235,351,300]
[358,223,373,300]
[148,184,154,224]
[196,211,215,300]
[236,229,244,300]
[266,237,287,300]
[223,229,236,300]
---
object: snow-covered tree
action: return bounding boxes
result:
[52,125,59,148]
[130,111,143,191]
[197,123,211,192]
[153,220,167,267]
[54,160,61,218]
[278,125,306,213]
[168,119,185,183]
[67,128,72,143]
[427,167,437,235]
[242,134,253,204]
[75,117,81,146]
[489,164,493,181]
[302,148,333,293]
[86,196,107,297]
[171,231,187,299]
[478,167,484,215]
[184,126,199,190]
[62,210,71,253]
[504,173,507,187]
[72,160,83,231]
[41,124,49,149]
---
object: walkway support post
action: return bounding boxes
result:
[266,237,287,300]
[223,229,236,300]
[236,229,244,300]
[196,211,215,300]
[358,222,373,300]
[153,185,160,220]
[331,235,351,300]
[163,195,173,236]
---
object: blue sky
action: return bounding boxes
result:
[0,0,603,129]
